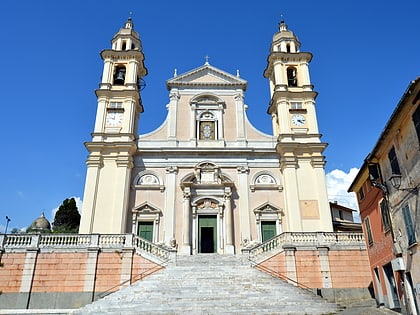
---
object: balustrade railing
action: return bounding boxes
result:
[247,232,366,261]
[0,233,174,263]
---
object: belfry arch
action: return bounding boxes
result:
[180,162,234,255]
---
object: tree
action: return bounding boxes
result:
[52,198,80,233]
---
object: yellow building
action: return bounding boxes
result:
[79,18,333,255]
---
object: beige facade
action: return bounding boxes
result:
[79,19,333,255]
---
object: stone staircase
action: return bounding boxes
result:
[71,254,342,315]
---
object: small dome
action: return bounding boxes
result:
[29,213,51,232]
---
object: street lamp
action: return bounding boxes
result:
[389,174,418,193]
[5,216,11,234]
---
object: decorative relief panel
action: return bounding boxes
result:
[250,172,283,192]
[132,171,165,191]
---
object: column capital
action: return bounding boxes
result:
[237,166,249,174]
[166,166,178,174]
[183,187,191,199]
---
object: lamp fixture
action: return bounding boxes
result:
[389,174,418,193]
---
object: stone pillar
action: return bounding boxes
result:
[17,235,40,308]
[167,89,179,142]
[164,166,178,245]
[280,156,303,231]
[283,245,297,285]
[181,188,191,255]
[192,206,197,254]
[120,236,135,288]
[317,246,332,288]
[237,166,251,244]
[84,234,100,302]
[224,188,234,254]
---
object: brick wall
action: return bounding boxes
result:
[0,249,163,309]
[257,247,372,289]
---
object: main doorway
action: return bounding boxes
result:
[198,215,217,253]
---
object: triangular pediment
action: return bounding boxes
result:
[167,64,247,90]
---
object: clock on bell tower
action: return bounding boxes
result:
[79,18,148,234]
[264,20,333,232]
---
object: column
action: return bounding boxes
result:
[167,89,179,142]
[237,166,251,244]
[235,91,246,144]
[164,166,178,245]
[280,155,303,231]
[181,188,191,255]
[224,188,234,254]
[192,206,197,254]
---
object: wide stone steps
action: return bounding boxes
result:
[71,254,341,315]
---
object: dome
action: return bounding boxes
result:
[28,213,51,232]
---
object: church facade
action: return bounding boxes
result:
[79,18,333,255]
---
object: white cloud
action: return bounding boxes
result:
[326,168,360,221]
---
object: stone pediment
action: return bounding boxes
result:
[167,63,247,90]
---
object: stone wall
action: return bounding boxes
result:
[251,232,373,304]
[0,234,170,309]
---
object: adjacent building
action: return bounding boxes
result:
[349,77,420,314]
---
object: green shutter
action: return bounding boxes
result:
[138,222,154,242]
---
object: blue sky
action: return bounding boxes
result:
[0,1,419,231]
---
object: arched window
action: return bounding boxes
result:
[113,65,126,85]
[287,67,297,87]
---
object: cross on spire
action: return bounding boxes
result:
[205,55,210,65]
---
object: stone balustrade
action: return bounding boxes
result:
[245,232,366,261]
[0,233,175,263]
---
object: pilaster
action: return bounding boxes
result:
[181,187,191,255]
[237,166,251,244]
[164,166,178,245]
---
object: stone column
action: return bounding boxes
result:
[224,188,234,254]
[192,206,197,254]
[164,166,178,245]
[237,166,251,244]
[181,188,191,255]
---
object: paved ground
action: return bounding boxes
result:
[337,300,399,315]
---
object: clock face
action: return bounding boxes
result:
[106,112,123,127]
[291,114,306,126]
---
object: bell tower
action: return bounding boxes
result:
[264,21,333,232]
[79,18,147,234]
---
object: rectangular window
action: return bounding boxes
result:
[388,146,401,175]
[364,217,374,246]
[402,204,416,246]
[358,187,365,200]
[137,221,154,242]
[412,105,420,143]
[109,101,123,109]
[290,102,303,110]
[380,199,391,232]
